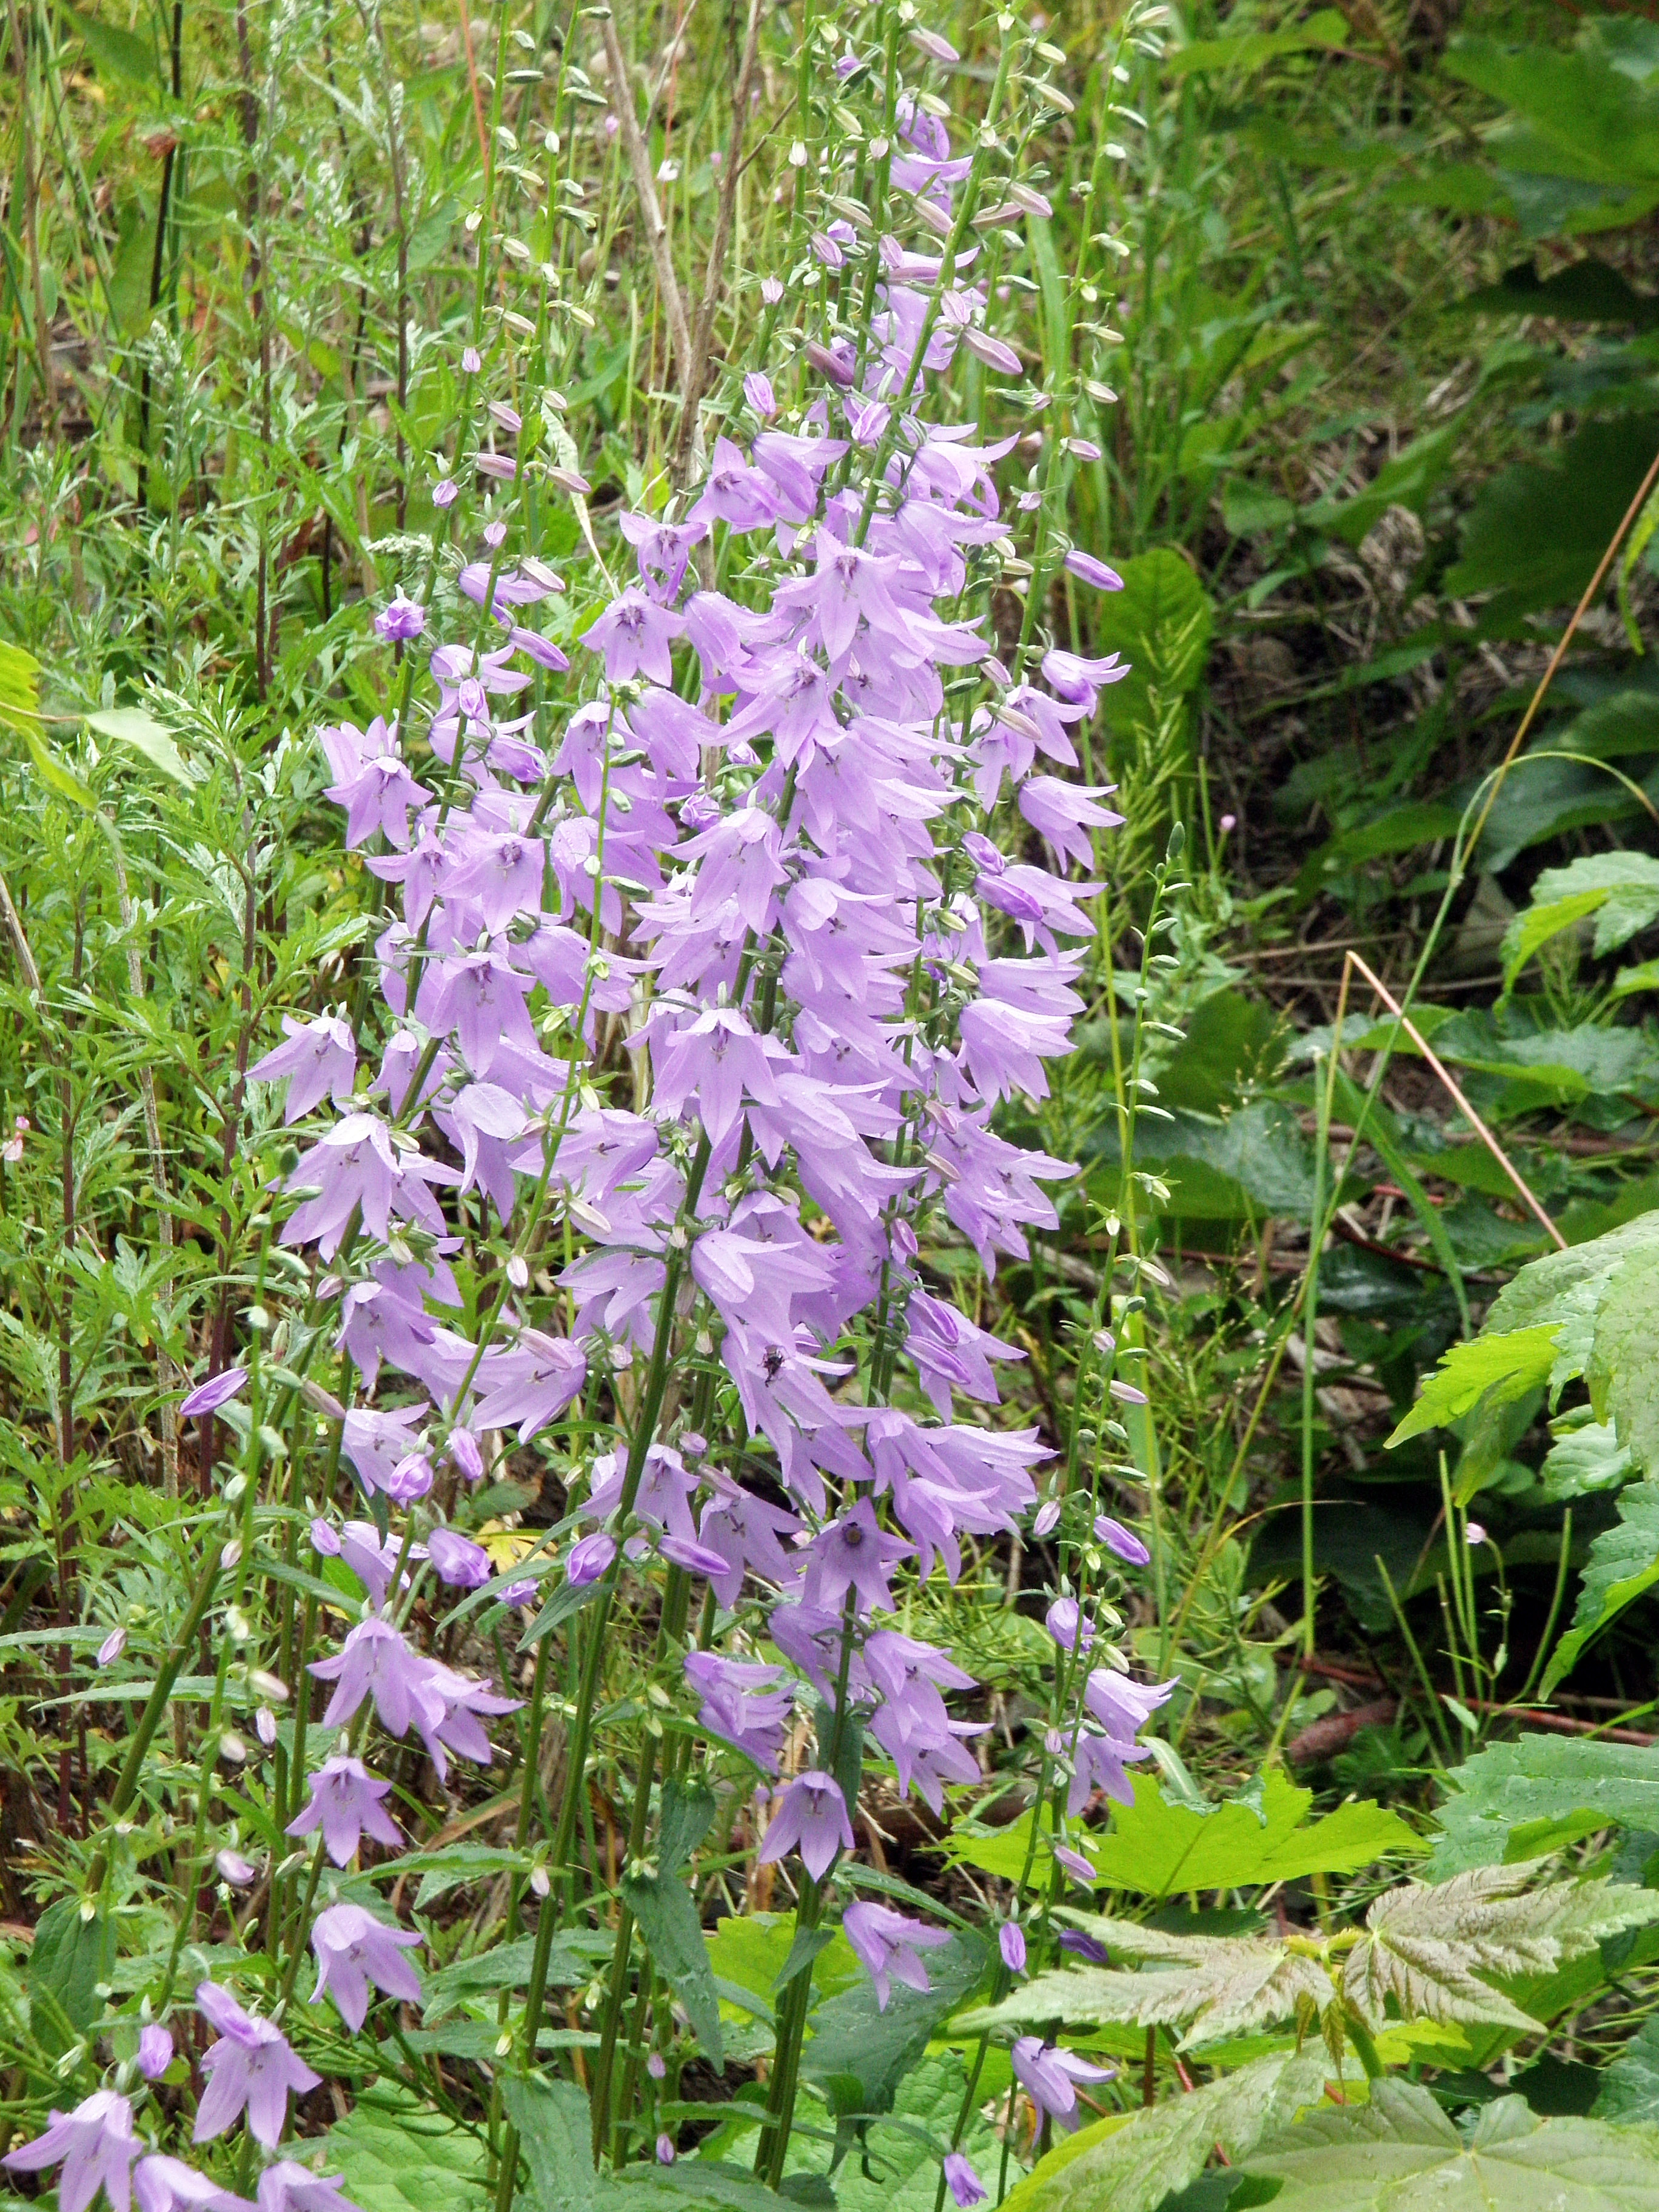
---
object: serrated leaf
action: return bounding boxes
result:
[1501,853,1659,988]
[25,1898,115,2055]
[1430,1734,1659,1877]
[1387,1329,1560,1447]
[1594,2016,1659,2127]
[1342,1862,1659,2033]
[503,2076,599,2212]
[1085,1769,1419,1897]
[997,2050,1331,2212]
[957,1917,1335,2049]
[1588,1245,1659,1473]
[1486,1214,1659,1338]
[86,705,196,786]
[622,1869,723,2068]
[320,2093,490,2212]
[1244,2079,1659,2211]
[1541,1478,1659,1694]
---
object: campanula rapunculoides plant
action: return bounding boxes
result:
[0,8,1184,2212]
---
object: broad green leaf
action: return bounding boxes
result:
[421,1932,601,2021]
[997,2050,1330,2212]
[616,2168,813,2212]
[1594,2016,1659,2127]
[1502,853,1659,987]
[25,1899,115,2055]
[320,2094,490,2212]
[800,1932,987,2113]
[1086,1769,1419,1897]
[502,2076,600,2212]
[622,1869,723,2067]
[1540,1478,1659,1694]
[410,1844,533,1909]
[1588,1245,1659,1471]
[86,705,196,786]
[1446,415,1659,622]
[1444,35,1659,185]
[1342,1861,1659,2034]
[1430,1734,1659,1877]
[1541,1417,1633,1501]
[705,1913,859,2018]
[66,7,158,84]
[1487,1212,1659,1337]
[1244,2080,1659,2211]
[1090,549,1214,757]
[1386,1329,1559,1447]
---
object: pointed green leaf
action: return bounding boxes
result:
[86,706,196,786]
[997,2051,1330,2212]
[1387,1329,1560,1447]
[1085,1769,1419,1898]
[1244,2079,1659,2211]
[622,1869,724,2068]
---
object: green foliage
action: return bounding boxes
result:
[1429,1735,1659,1877]
[321,2096,492,2212]
[1243,2082,1659,2211]
[1387,1332,1560,1447]
[1541,1480,1659,1693]
[1083,1769,1419,1897]
[997,2053,1332,2212]
[622,1870,725,2068]
[1594,2018,1659,2127]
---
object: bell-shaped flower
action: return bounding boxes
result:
[249,1015,357,1124]
[842,1902,950,2011]
[286,1754,403,1866]
[310,1903,423,2031]
[757,1771,855,1882]
[4,2090,141,2212]
[193,1983,321,2147]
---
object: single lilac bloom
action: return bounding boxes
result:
[1064,551,1124,591]
[286,1754,404,1866]
[215,1850,256,1886]
[843,1902,951,2011]
[566,1531,616,1586]
[98,1626,126,1665]
[451,1427,485,1483]
[427,1527,492,1589]
[744,371,776,419]
[309,1617,440,1740]
[1094,1516,1151,1566]
[1083,1668,1179,1741]
[375,592,427,643]
[999,1922,1027,1975]
[1045,1597,1093,1655]
[192,1983,321,2148]
[655,2138,675,2167]
[432,478,459,509]
[4,2090,140,2212]
[1011,2037,1114,2132]
[133,2156,253,2212]
[137,2025,173,2080]
[461,346,482,373]
[757,1771,855,1882]
[646,2053,668,2081]
[179,1368,247,1421]
[942,2156,985,2209]
[657,1532,734,1579]
[1031,1500,1061,1538]
[1052,1844,1096,1886]
[310,1903,424,2032]
[248,1015,357,1124]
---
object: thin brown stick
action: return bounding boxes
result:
[674,0,765,475]
[603,16,696,400]
[1345,953,1565,1250]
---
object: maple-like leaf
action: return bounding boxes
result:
[957,1915,1335,2050]
[1342,1860,1659,2033]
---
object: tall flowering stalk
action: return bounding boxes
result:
[7,12,1173,2212]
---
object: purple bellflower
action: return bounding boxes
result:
[757,1771,855,1881]
[842,1902,950,2009]
[310,1903,424,2031]
[193,1983,321,2147]
[286,1754,404,1865]
[1011,2038,1114,2132]
[4,2091,141,2212]
[942,2156,985,2208]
